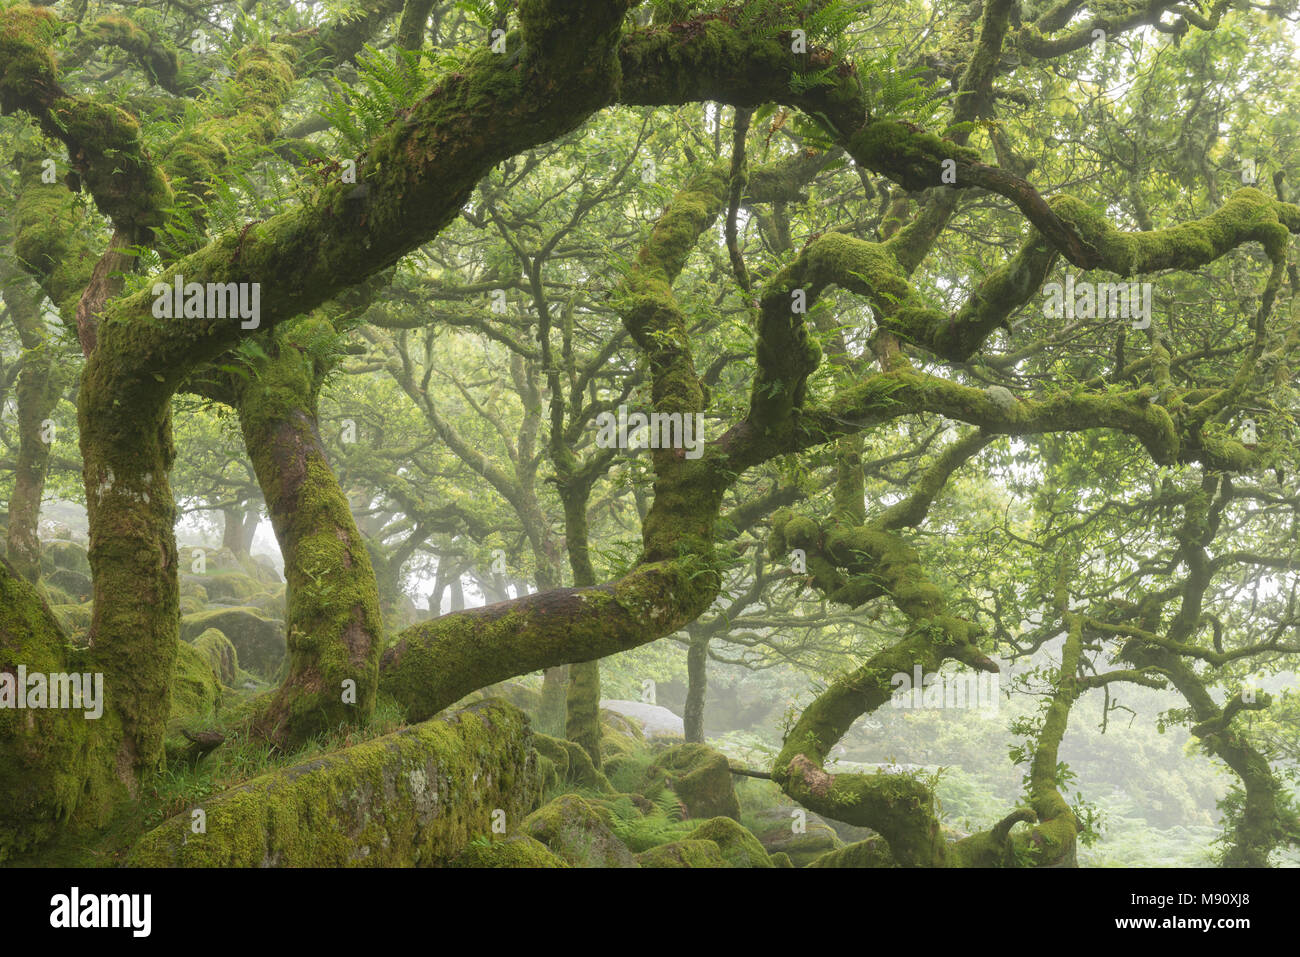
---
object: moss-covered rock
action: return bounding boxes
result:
[746,805,845,867]
[452,834,569,868]
[247,585,287,616]
[180,607,284,678]
[43,584,72,606]
[521,793,637,868]
[170,640,221,724]
[600,707,647,764]
[808,835,898,867]
[129,700,539,866]
[635,839,727,868]
[164,640,224,765]
[191,627,239,686]
[534,732,569,777]
[534,733,613,792]
[691,816,773,868]
[178,575,209,605]
[43,539,90,575]
[45,567,91,601]
[769,851,794,868]
[642,743,740,821]
[50,603,92,645]
[202,570,268,604]
[537,754,559,792]
[246,554,283,585]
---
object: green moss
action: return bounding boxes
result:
[191,628,239,686]
[744,805,845,867]
[534,733,613,792]
[1050,188,1293,275]
[521,793,637,867]
[849,119,981,192]
[82,15,179,91]
[634,839,726,868]
[128,700,538,866]
[600,708,647,763]
[452,834,569,868]
[160,44,296,213]
[12,153,95,315]
[807,835,898,867]
[0,7,62,113]
[690,816,774,868]
[536,754,559,792]
[170,640,221,724]
[50,603,93,644]
[44,540,90,575]
[180,607,284,678]
[642,743,741,821]
[0,558,108,862]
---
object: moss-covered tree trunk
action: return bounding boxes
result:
[236,321,384,747]
[683,628,708,743]
[564,660,601,766]
[6,151,95,585]
[538,665,568,737]
[2,275,63,584]
[1124,626,1299,866]
[560,483,602,766]
[76,326,181,784]
[3,0,641,847]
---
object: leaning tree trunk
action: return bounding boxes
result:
[236,320,384,748]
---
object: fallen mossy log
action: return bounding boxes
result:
[127,699,538,867]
